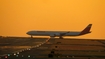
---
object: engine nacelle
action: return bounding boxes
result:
[50,34,56,37]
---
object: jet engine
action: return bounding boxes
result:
[50,34,56,37]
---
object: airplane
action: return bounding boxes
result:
[26,24,92,39]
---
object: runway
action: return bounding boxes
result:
[0,37,105,59]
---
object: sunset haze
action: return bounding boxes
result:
[0,0,105,39]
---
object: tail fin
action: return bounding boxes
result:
[80,24,92,35]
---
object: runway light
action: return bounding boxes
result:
[19,50,22,52]
[7,54,10,56]
[57,56,60,58]
[28,55,30,57]
[72,56,74,58]
[27,48,29,50]
[5,56,8,58]
[34,46,36,47]
[39,44,41,46]
[16,55,18,57]
[28,49,31,50]
[37,45,39,47]
[14,53,16,55]
[67,56,69,58]
[17,52,19,54]
[22,55,24,57]
[22,50,24,51]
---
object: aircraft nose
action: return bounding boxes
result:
[26,31,30,34]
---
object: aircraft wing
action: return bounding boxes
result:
[60,32,70,36]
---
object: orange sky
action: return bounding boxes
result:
[0,0,105,39]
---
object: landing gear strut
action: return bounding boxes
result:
[59,36,63,39]
[31,35,33,38]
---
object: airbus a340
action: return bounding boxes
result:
[26,24,92,39]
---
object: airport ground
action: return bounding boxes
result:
[0,37,105,59]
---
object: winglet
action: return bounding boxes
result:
[80,24,92,35]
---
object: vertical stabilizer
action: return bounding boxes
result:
[80,24,92,35]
